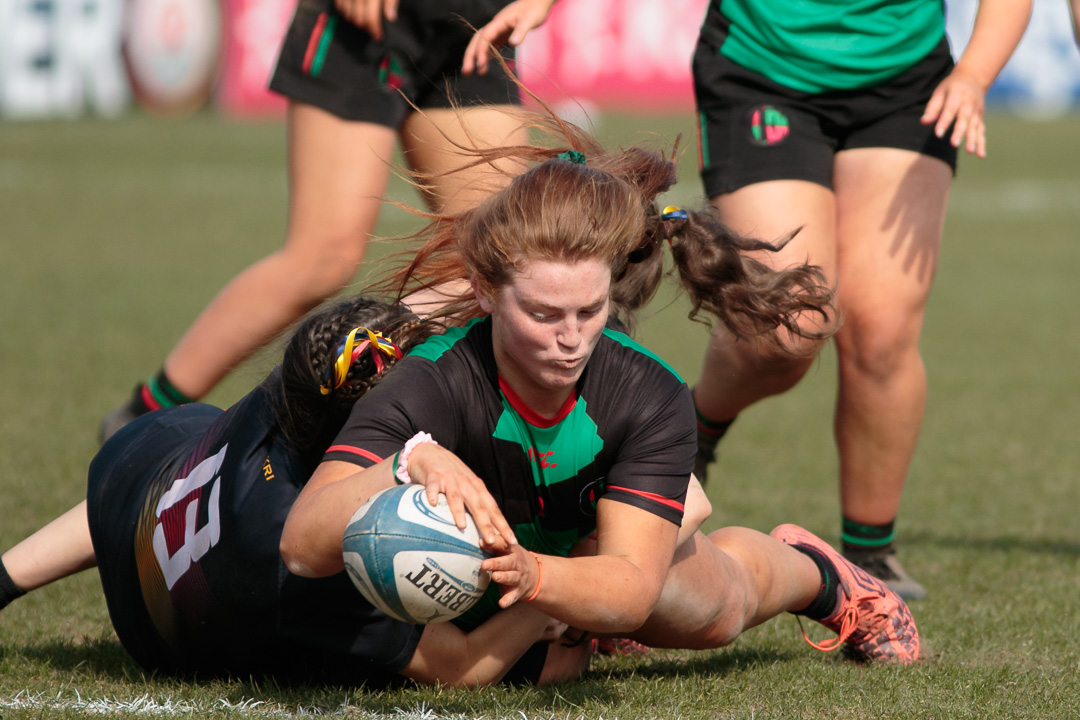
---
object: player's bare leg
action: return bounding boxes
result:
[161,103,398,400]
[626,525,919,665]
[1,501,96,606]
[400,105,530,213]
[831,147,951,599]
[626,527,821,649]
[692,180,838,481]
[396,106,529,315]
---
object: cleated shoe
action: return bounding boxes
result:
[845,548,926,601]
[771,523,920,665]
[97,385,150,445]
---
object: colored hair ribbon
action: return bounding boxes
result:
[661,205,688,220]
[320,326,403,395]
[556,150,586,165]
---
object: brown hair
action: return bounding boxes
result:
[274,104,833,451]
[373,107,833,351]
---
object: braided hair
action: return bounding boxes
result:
[277,296,437,454]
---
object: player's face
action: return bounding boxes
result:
[479,257,611,411]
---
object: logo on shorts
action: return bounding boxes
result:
[748,105,790,146]
[379,55,404,91]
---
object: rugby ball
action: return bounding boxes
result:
[342,484,491,624]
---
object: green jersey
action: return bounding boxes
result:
[708,0,946,93]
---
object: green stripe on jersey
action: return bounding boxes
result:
[408,317,483,362]
[603,327,684,382]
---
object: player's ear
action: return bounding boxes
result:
[472,277,495,315]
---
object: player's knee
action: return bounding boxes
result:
[837,318,921,383]
[734,339,818,394]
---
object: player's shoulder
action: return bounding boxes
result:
[596,327,685,386]
[406,316,490,364]
[392,317,495,396]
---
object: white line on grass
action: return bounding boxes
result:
[948,178,1080,217]
[0,692,479,718]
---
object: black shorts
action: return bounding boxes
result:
[87,405,222,675]
[693,33,958,197]
[269,0,520,127]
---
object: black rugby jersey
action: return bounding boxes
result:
[99,372,422,681]
[326,316,696,559]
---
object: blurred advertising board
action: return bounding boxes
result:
[2,0,1079,119]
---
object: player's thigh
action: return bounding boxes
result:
[711,180,839,287]
[399,105,529,213]
[833,147,952,346]
[285,102,398,258]
[696,71,840,281]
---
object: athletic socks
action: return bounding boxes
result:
[140,368,196,412]
[841,517,896,556]
[694,406,735,448]
[790,543,841,621]
[692,390,736,483]
[0,558,26,612]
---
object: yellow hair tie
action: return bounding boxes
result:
[320,327,402,395]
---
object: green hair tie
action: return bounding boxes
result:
[556,150,586,165]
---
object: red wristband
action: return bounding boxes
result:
[524,552,543,602]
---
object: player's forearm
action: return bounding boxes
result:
[403,604,552,686]
[955,0,1033,89]
[526,553,664,634]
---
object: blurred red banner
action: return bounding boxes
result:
[214,0,708,118]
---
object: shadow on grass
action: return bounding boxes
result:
[3,635,139,680]
[905,531,1080,557]
[0,638,798,713]
[589,645,797,681]
[0,636,625,714]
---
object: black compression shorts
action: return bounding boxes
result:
[693,34,958,196]
[269,0,520,127]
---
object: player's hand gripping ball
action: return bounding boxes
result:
[343,484,492,624]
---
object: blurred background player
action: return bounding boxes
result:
[99,0,530,441]
[1071,0,1080,46]
[687,0,1032,599]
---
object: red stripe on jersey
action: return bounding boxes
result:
[325,445,383,464]
[498,374,577,428]
[302,13,329,74]
[606,485,685,513]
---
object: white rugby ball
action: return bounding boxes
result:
[343,484,491,624]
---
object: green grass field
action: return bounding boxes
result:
[1,109,1079,718]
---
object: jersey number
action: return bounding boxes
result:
[152,445,226,590]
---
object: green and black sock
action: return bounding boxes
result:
[695,409,735,443]
[141,368,195,411]
[841,517,895,556]
[693,395,735,461]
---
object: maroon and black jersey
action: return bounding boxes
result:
[87,374,422,684]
